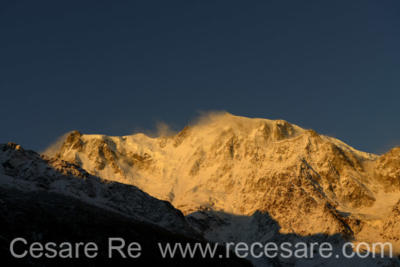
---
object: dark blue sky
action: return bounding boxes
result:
[1,0,399,153]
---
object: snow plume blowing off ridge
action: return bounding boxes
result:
[42,110,230,156]
[42,131,75,157]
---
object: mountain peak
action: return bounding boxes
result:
[48,114,394,236]
[186,112,304,141]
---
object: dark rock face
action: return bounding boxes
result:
[0,187,251,267]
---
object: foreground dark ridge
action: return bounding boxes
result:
[0,187,251,267]
[0,142,251,266]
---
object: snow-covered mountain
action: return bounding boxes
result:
[52,113,400,239]
[8,112,398,266]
